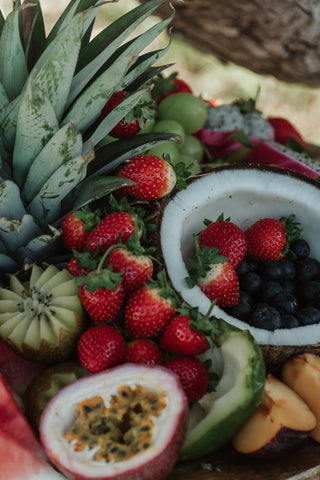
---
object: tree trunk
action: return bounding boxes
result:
[153,0,320,86]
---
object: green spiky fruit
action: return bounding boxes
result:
[0,0,177,275]
[0,264,86,363]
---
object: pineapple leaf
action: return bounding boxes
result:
[121,39,172,91]
[63,52,136,134]
[22,1,46,70]
[68,0,167,106]
[0,214,43,253]
[83,88,148,151]
[0,179,25,218]
[108,15,173,92]
[18,225,62,266]
[32,10,88,121]
[88,132,181,177]
[12,79,59,187]
[0,9,28,100]
[0,254,18,274]
[46,0,98,44]
[0,10,5,37]
[0,81,9,110]
[28,149,94,226]
[22,123,83,202]
[0,95,22,153]
[60,175,135,217]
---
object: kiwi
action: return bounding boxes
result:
[0,264,86,363]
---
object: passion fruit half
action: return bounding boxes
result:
[39,363,188,480]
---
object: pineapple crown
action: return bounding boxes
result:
[0,0,176,274]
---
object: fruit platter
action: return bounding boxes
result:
[1,1,320,479]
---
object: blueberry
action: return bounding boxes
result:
[248,303,282,331]
[239,271,262,294]
[237,258,259,276]
[299,281,320,305]
[296,258,320,282]
[260,261,283,281]
[297,306,320,326]
[278,258,296,280]
[260,281,283,303]
[227,292,252,320]
[281,314,300,329]
[281,279,297,296]
[270,292,298,315]
[291,238,310,259]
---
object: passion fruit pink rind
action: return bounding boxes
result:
[39,363,188,480]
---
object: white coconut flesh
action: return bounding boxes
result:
[159,165,320,347]
[39,364,187,479]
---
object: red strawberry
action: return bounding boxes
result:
[86,211,139,253]
[67,250,100,277]
[198,214,247,269]
[67,257,86,277]
[77,254,124,322]
[118,154,177,200]
[268,117,307,147]
[125,339,163,366]
[61,208,100,251]
[164,356,209,403]
[152,72,193,105]
[124,271,178,339]
[186,236,239,307]
[99,90,155,138]
[245,216,302,262]
[77,325,126,373]
[159,303,219,356]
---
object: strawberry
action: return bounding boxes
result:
[268,117,307,147]
[164,356,209,403]
[118,154,177,200]
[77,325,126,373]
[152,72,193,105]
[105,227,155,295]
[245,215,302,262]
[125,339,163,366]
[198,214,247,269]
[67,249,100,277]
[61,208,100,251]
[86,211,139,253]
[67,257,86,277]
[99,90,155,138]
[186,235,239,307]
[124,271,178,339]
[159,303,219,356]
[76,252,124,323]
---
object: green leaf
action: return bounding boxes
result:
[0,254,18,274]
[0,94,22,152]
[23,122,83,202]
[69,0,169,107]
[17,225,61,265]
[0,9,28,100]
[28,150,94,226]
[46,0,98,45]
[63,52,136,135]
[22,1,46,70]
[88,131,181,178]
[0,179,25,219]
[0,81,9,111]
[0,214,43,252]
[82,88,148,151]
[60,175,135,219]
[31,10,87,121]
[12,79,59,187]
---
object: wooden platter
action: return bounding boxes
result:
[167,440,320,480]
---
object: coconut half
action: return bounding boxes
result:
[157,164,320,371]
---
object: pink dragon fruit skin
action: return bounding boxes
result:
[249,140,320,180]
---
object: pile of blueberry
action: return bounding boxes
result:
[226,238,320,331]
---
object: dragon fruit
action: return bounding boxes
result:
[196,104,274,159]
[249,140,320,180]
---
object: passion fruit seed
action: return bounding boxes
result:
[64,384,166,463]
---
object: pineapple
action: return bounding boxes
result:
[0,0,175,277]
